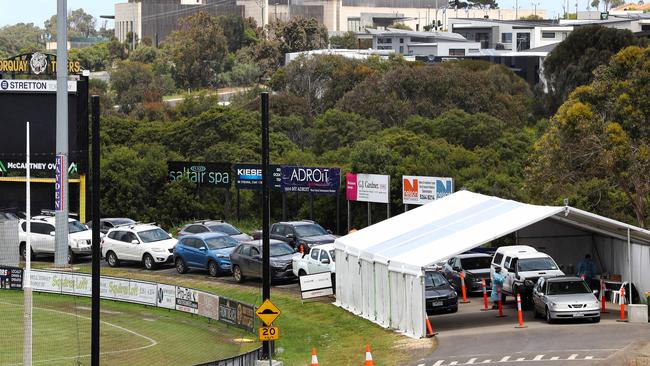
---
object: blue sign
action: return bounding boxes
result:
[281,166,341,195]
[234,163,282,190]
[54,154,64,211]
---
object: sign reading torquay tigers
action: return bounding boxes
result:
[0,53,82,76]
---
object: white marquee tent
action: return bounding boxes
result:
[334,190,650,338]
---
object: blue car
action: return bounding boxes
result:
[173,232,239,276]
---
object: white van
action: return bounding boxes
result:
[490,245,564,306]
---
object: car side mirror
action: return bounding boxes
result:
[252,255,261,260]
[327,230,332,234]
[452,266,461,272]
[321,258,330,264]
[515,274,521,280]
[592,289,599,295]
[286,234,294,239]
[200,247,207,251]
[131,240,140,244]
[50,231,56,236]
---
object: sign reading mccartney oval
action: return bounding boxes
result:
[167,161,231,188]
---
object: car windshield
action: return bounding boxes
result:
[547,280,591,295]
[517,258,558,271]
[329,250,335,262]
[460,257,492,270]
[294,224,328,237]
[68,221,88,233]
[208,223,241,235]
[205,236,238,250]
[425,272,448,288]
[270,243,295,257]
[138,228,171,243]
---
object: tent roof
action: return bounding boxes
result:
[335,190,650,275]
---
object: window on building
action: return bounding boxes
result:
[347,17,361,32]
[501,33,512,43]
[476,32,490,48]
[542,32,556,39]
[400,38,404,43]
[399,46,404,53]
[468,48,479,53]
[377,37,393,44]
[516,32,531,51]
[449,49,466,56]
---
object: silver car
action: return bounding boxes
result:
[533,276,600,323]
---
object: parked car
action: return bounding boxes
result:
[101,223,176,270]
[270,220,337,251]
[85,218,135,234]
[229,240,297,283]
[174,232,239,276]
[442,253,493,293]
[533,276,600,323]
[18,215,93,264]
[425,270,458,315]
[490,245,564,307]
[177,220,252,242]
[292,243,335,277]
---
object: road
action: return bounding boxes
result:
[413,295,650,366]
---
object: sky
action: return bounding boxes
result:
[0,0,591,28]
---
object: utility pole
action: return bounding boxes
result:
[261,92,271,360]
[91,96,101,366]
[54,0,69,267]
[23,122,32,366]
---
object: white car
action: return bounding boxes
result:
[292,243,336,277]
[101,223,176,270]
[18,216,93,264]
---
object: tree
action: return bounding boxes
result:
[164,11,228,89]
[69,41,109,71]
[110,61,171,113]
[543,26,642,114]
[44,8,97,39]
[590,0,625,11]
[520,14,543,20]
[310,109,381,155]
[271,17,328,54]
[528,46,650,227]
[128,45,159,64]
[329,31,358,49]
[467,0,498,9]
[215,16,258,53]
[0,23,45,56]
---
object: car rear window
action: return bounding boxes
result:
[270,243,294,256]
[461,257,492,270]
[205,236,238,249]
[294,224,327,237]
[138,228,171,243]
[209,223,241,235]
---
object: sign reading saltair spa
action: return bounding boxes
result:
[0,53,82,76]
[167,161,231,188]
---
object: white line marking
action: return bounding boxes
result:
[584,356,593,360]
[449,362,458,365]
[467,358,477,364]
[482,361,491,364]
[550,357,559,360]
[417,364,425,366]
[432,361,444,366]
[1,300,158,365]
[533,355,544,361]
[516,357,525,361]
[499,356,511,362]
[568,354,578,360]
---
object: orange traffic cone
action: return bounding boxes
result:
[310,348,319,366]
[364,344,374,366]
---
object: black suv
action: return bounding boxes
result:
[270,220,337,251]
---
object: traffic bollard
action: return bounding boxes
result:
[515,293,527,328]
[617,287,628,322]
[481,278,489,311]
[600,279,608,314]
[460,272,470,304]
[496,286,506,318]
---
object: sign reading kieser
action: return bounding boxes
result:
[167,161,231,188]
[234,163,282,190]
[281,166,340,195]
[402,176,454,205]
[346,173,390,204]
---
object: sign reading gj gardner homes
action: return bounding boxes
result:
[281,166,340,195]
[346,173,390,204]
[402,176,454,205]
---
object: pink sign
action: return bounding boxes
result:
[346,173,357,201]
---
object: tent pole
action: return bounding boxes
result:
[627,228,632,305]
[347,200,350,233]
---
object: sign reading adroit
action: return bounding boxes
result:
[281,166,340,195]
[234,163,282,190]
[402,175,454,205]
[346,173,390,204]
[167,161,231,188]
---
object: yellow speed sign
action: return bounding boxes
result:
[258,326,279,341]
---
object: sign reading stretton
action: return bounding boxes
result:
[0,53,82,76]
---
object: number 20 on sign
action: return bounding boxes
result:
[259,326,279,341]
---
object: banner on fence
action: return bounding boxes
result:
[281,166,340,195]
[0,266,23,289]
[346,173,390,204]
[402,176,454,205]
[218,297,255,332]
[156,283,176,309]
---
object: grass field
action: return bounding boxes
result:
[0,291,258,366]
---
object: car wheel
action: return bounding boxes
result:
[298,269,307,276]
[143,254,156,270]
[450,306,458,313]
[175,257,187,274]
[208,261,218,277]
[232,265,245,283]
[545,307,554,324]
[19,243,36,260]
[106,251,120,267]
[591,316,600,323]
[67,248,75,264]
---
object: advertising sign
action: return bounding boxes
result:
[0,79,77,93]
[402,176,454,205]
[346,173,390,204]
[233,163,282,190]
[298,272,334,300]
[219,297,255,332]
[175,286,199,314]
[156,284,176,309]
[197,292,220,320]
[102,277,157,306]
[281,166,340,195]
[167,161,231,188]
[0,267,23,290]
[0,53,82,76]
[54,154,64,211]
